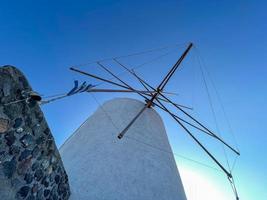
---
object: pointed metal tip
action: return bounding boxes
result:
[117,134,123,139]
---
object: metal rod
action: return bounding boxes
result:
[114,59,237,155]
[114,59,193,110]
[95,62,156,139]
[156,97,193,110]
[96,62,150,101]
[117,104,147,139]
[157,43,193,91]
[71,67,153,96]
[131,70,193,110]
[228,176,240,200]
[114,58,152,91]
[150,98,215,138]
[115,43,193,107]
[87,89,156,93]
[70,67,131,90]
[155,98,232,178]
[169,111,214,136]
[114,56,157,107]
[159,92,240,156]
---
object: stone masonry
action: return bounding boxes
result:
[0,66,70,200]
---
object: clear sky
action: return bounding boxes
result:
[1,1,266,200]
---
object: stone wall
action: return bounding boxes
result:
[0,66,70,200]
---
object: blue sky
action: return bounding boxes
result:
[1,1,266,199]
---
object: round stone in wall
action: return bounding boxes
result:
[0,118,9,133]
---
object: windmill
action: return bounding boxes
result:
[0,42,240,199]
[63,42,240,200]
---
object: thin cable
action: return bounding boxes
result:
[194,47,240,199]
[71,42,188,68]
[125,134,222,173]
[194,47,232,172]
[194,47,240,153]
[95,46,184,88]
[89,93,121,133]
[231,154,239,172]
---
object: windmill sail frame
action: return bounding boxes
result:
[69,43,240,200]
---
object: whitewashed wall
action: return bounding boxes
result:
[60,98,187,200]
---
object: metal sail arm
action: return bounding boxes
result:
[116,57,239,155]
[95,62,191,139]
[86,89,157,94]
[95,62,154,139]
[155,98,233,178]
[130,70,193,110]
[133,71,152,94]
[124,83,215,138]
[114,44,192,107]
[114,62,192,110]
[96,62,151,102]
[130,69,179,106]
[157,42,193,91]
[151,100,214,137]
[112,59,159,107]
[155,98,240,200]
[156,97,192,110]
[228,176,240,200]
[158,92,240,156]
[70,67,132,90]
[71,65,152,139]
[113,58,152,93]
[114,59,193,110]
[70,67,154,96]
[133,78,192,110]
[117,104,147,139]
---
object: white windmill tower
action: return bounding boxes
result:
[60,97,187,200]
[56,43,240,200]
